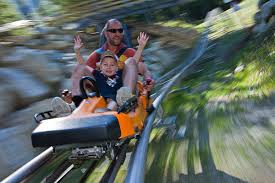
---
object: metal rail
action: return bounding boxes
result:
[99,139,130,183]
[2,147,54,183]
[43,141,130,183]
[45,159,73,183]
[125,9,219,183]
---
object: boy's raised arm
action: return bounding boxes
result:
[133,32,149,63]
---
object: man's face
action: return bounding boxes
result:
[105,21,124,46]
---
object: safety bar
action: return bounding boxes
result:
[2,147,54,183]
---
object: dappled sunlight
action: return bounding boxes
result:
[208,0,257,40]
[207,34,275,101]
[145,1,274,182]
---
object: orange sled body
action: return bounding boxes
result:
[32,84,151,147]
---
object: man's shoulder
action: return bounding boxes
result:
[91,47,104,55]
[125,47,136,52]
[86,49,102,68]
[124,47,136,56]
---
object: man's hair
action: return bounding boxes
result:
[103,19,122,32]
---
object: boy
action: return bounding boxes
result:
[85,50,123,111]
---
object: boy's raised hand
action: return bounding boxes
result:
[74,35,83,52]
[137,32,149,48]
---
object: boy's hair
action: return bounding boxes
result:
[100,50,118,64]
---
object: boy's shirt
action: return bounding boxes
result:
[93,70,123,101]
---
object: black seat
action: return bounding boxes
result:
[31,114,121,147]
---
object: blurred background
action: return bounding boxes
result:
[0,0,274,182]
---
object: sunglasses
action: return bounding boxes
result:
[107,28,123,33]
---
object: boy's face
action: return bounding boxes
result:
[100,57,118,77]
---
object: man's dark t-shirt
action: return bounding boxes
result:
[94,70,123,101]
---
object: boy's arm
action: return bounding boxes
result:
[85,65,94,74]
[133,32,149,63]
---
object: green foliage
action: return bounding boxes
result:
[37,0,60,17]
[124,0,225,23]
[162,12,274,117]
[51,0,80,7]
[0,0,20,24]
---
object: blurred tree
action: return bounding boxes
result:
[37,0,60,17]
[258,0,270,7]
[181,0,226,20]
[51,0,79,7]
[0,0,20,24]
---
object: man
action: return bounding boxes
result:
[53,19,154,112]
[70,19,154,107]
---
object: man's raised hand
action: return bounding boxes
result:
[137,32,149,48]
[74,35,84,52]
